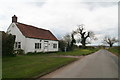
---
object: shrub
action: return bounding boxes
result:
[27,52,34,55]
[33,51,44,54]
[59,40,67,52]
[14,49,25,55]
[2,32,16,56]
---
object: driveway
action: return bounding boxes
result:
[40,49,118,78]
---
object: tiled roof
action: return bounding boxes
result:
[15,22,58,41]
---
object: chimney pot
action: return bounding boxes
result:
[12,15,17,23]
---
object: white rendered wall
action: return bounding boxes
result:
[47,40,58,52]
[7,23,59,53]
[25,38,43,53]
[7,23,26,51]
[25,38,58,53]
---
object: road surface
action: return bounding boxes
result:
[41,49,118,78]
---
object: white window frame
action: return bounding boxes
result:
[53,43,57,48]
[35,43,41,49]
[15,42,21,49]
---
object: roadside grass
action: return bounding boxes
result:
[2,48,99,78]
[50,48,99,56]
[3,55,77,78]
[107,46,120,56]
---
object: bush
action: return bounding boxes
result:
[27,52,44,55]
[14,49,25,55]
[59,40,67,52]
[27,52,34,55]
[2,32,16,56]
[26,51,36,55]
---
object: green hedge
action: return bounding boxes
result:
[2,32,16,56]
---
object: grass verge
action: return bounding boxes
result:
[49,48,99,56]
[107,46,120,56]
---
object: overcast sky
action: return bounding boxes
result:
[0,0,119,46]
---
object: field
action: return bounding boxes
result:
[2,48,98,78]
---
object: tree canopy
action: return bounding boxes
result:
[103,36,118,47]
[74,24,96,48]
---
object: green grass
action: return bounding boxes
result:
[3,55,77,78]
[50,48,99,56]
[2,48,99,78]
[107,47,120,56]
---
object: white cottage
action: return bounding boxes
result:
[7,15,59,53]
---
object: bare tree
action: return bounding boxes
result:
[63,33,71,46]
[71,31,76,47]
[74,24,96,48]
[63,32,77,51]
[103,36,118,47]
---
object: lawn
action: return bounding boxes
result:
[2,55,77,78]
[107,46,120,56]
[2,48,99,78]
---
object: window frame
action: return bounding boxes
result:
[35,43,41,49]
[15,42,21,49]
[53,43,57,48]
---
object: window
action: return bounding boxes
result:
[53,44,57,48]
[15,42,21,49]
[35,43,41,49]
[44,41,48,42]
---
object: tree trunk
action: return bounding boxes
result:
[81,38,86,48]
[110,44,113,47]
[82,43,86,48]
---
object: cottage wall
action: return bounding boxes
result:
[7,23,59,53]
[25,38,58,53]
[7,23,26,51]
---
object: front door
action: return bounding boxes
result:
[44,41,48,52]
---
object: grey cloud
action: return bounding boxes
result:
[83,2,117,11]
[34,2,46,7]
[28,0,47,7]
[0,15,7,20]
[94,27,118,38]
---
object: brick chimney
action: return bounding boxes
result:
[12,15,17,23]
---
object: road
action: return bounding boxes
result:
[41,49,118,78]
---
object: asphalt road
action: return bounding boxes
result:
[41,49,118,78]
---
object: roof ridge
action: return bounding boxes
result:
[16,22,49,31]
